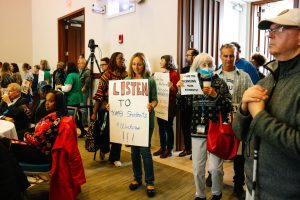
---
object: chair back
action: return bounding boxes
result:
[50,115,86,200]
[67,106,78,118]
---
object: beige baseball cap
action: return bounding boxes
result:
[258,8,300,30]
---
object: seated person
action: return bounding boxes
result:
[0,90,67,164]
[0,141,30,199]
[30,81,52,124]
[0,83,30,133]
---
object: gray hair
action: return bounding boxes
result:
[190,53,214,72]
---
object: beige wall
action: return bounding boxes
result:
[30,0,178,147]
[0,0,33,65]
[0,0,178,147]
[31,0,178,74]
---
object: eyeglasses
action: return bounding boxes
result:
[266,25,300,34]
[266,26,285,34]
[186,54,193,57]
[100,64,108,66]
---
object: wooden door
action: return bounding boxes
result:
[58,8,85,64]
[176,0,223,150]
[66,25,84,63]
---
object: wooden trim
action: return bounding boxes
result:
[58,8,84,20]
[294,0,299,8]
[215,1,220,67]
[251,0,282,6]
[57,8,85,63]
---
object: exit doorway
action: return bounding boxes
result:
[58,8,85,64]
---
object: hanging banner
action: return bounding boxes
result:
[154,72,169,120]
[109,79,149,147]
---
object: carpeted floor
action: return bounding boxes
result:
[25,139,238,200]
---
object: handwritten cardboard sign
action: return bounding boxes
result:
[38,70,44,82]
[180,72,202,95]
[153,72,169,121]
[109,79,149,147]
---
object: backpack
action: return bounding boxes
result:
[85,120,101,152]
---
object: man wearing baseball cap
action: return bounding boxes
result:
[233,8,300,200]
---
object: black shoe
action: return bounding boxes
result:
[129,181,142,191]
[100,151,105,160]
[179,149,192,157]
[190,155,192,160]
[234,184,245,200]
[160,149,172,158]
[146,185,155,197]
[206,172,212,187]
[78,130,87,138]
[195,197,206,200]
[153,148,165,156]
[211,193,222,200]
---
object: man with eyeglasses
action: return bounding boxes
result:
[100,57,110,73]
[0,83,30,135]
[178,48,199,158]
[233,8,300,200]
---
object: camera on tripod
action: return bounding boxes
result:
[88,39,98,51]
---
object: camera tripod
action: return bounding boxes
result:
[85,48,101,120]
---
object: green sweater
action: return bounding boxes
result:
[64,72,83,105]
[125,76,157,129]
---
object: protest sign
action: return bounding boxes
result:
[109,79,149,147]
[180,72,202,95]
[153,72,169,120]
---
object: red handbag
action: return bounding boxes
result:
[207,113,240,160]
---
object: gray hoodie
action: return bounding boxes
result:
[233,54,300,200]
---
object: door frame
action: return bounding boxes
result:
[58,8,85,63]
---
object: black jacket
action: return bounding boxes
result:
[0,97,30,132]
[0,140,30,200]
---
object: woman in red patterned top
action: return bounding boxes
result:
[1,90,67,164]
[91,52,127,167]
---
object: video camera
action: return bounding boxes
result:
[88,39,98,51]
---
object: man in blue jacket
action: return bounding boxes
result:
[231,42,260,84]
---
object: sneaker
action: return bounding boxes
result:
[206,172,212,187]
[114,161,122,167]
[211,193,222,200]
[153,148,165,156]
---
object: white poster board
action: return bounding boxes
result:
[38,70,44,82]
[109,79,149,147]
[180,72,203,95]
[154,72,169,121]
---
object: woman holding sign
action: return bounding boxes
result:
[125,52,157,197]
[91,52,127,167]
[153,55,179,158]
[177,53,231,200]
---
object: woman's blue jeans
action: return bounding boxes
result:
[131,129,154,185]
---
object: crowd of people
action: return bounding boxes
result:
[0,8,299,200]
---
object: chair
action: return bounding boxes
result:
[19,162,51,175]
[19,116,86,200]
[67,106,78,118]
